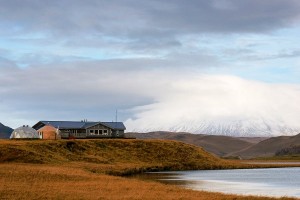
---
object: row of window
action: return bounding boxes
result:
[64,129,80,133]
[89,129,109,136]
[72,132,83,137]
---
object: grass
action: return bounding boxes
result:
[252,154,300,161]
[0,139,299,200]
[0,163,297,200]
[0,139,239,175]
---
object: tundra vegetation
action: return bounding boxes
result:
[0,139,298,200]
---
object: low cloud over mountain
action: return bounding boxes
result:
[126,75,300,136]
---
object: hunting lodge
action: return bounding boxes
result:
[32,120,126,139]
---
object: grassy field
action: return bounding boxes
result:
[0,139,235,175]
[252,155,300,161]
[0,139,299,200]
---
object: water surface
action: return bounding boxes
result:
[134,168,300,198]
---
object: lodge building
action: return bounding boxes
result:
[33,121,126,139]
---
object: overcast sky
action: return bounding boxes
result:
[1,0,300,132]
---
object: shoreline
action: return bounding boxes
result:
[0,139,299,199]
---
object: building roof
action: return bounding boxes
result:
[33,121,126,130]
[10,125,40,139]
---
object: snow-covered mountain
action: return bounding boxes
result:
[126,118,300,137]
[125,75,300,137]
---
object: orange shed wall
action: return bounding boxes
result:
[38,125,61,140]
[41,130,57,139]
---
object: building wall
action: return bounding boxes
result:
[86,124,112,138]
[60,129,86,139]
[39,131,57,139]
[58,126,125,139]
[112,130,125,138]
[37,125,61,140]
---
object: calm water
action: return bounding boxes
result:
[133,168,300,198]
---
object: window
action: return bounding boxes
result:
[95,130,98,135]
[89,130,94,134]
[72,130,77,134]
[103,130,108,135]
[99,130,103,135]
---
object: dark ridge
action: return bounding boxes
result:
[0,123,13,139]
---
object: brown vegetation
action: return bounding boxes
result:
[0,139,299,200]
[275,145,300,156]
[0,139,233,175]
[232,133,300,159]
[0,163,297,200]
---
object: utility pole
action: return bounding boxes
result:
[115,109,119,137]
[115,109,118,123]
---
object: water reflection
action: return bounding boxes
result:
[132,172,196,186]
[132,168,300,198]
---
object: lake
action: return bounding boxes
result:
[133,168,300,198]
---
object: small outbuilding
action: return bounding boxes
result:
[10,125,40,139]
[37,124,61,140]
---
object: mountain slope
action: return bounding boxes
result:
[230,133,300,158]
[126,132,259,157]
[127,119,300,137]
[0,123,13,139]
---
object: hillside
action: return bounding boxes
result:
[126,132,261,157]
[0,139,298,200]
[0,139,233,175]
[275,145,300,156]
[0,123,13,139]
[230,133,300,159]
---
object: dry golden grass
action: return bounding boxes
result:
[252,155,300,161]
[0,139,299,200]
[0,139,238,175]
[0,163,297,200]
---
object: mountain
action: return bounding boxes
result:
[126,119,300,137]
[0,123,13,139]
[275,145,300,156]
[230,133,300,159]
[127,132,300,159]
[126,131,267,157]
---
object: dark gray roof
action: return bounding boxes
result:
[36,121,126,130]
[101,122,126,130]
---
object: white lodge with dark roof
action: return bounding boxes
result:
[33,121,126,139]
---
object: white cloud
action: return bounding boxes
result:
[125,75,300,136]
[1,0,300,137]
[1,60,300,136]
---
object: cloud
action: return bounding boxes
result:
[0,56,17,68]
[243,49,300,60]
[125,75,300,136]
[1,0,300,71]
[1,0,300,135]
[1,0,300,49]
[1,61,300,136]
[0,60,180,127]
[0,54,221,128]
